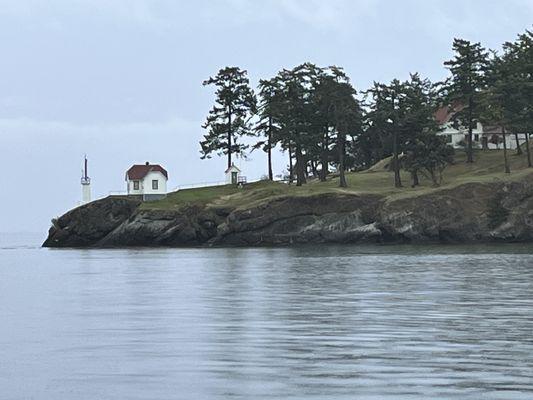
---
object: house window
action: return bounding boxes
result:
[152,180,159,190]
[474,134,479,142]
[133,181,140,190]
[446,135,453,143]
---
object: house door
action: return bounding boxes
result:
[231,172,238,184]
[482,136,488,150]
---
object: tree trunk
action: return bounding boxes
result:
[515,132,522,155]
[525,133,532,168]
[503,128,510,174]
[288,142,294,184]
[411,171,419,187]
[391,92,402,188]
[320,127,328,182]
[467,125,473,163]
[430,170,440,187]
[267,116,273,180]
[227,108,232,169]
[466,97,474,163]
[311,161,318,178]
[338,133,347,188]
[295,143,306,186]
[392,129,402,188]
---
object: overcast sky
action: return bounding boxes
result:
[1,0,532,234]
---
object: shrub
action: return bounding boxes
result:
[487,192,510,229]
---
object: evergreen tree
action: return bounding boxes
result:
[364,80,405,187]
[363,74,442,187]
[402,74,442,186]
[362,83,393,170]
[314,68,339,181]
[333,83,362,187]
[319,68,362,187]
[482,53,517,173]
[404,134,455,186]
[273,63,322,186]
[500,30,533,166]
[444,39,489,163]
[200,67,256,169]
[254,78,282,180]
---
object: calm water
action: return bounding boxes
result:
[1,234,533,399]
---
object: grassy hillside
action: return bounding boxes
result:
[142,149,533,211]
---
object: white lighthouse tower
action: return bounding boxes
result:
[81,155,91,204]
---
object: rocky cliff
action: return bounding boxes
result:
[43,175,533,248]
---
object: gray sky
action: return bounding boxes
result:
[1,0,532,234]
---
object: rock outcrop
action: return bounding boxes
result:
[43,176,533,248]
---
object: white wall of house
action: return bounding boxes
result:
[127,171,167,195]
[439,122,483,148]
[438,122,526,150]
[127,178,143,195]
[142,171,167,194]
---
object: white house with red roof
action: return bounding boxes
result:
[435,105,525,150]
[125,162,168,201]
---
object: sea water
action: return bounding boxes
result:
[1,233,533,399]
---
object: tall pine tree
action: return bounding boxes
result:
[402,74,442,186]
[501,30,533,166]
[364,81,405,188]
[254,78,282,180]
[200,67,256,169]
[444,39,489,163]
[320,68,362,187]
[274,63,321,186]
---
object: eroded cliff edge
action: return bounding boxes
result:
[42,174,533,248]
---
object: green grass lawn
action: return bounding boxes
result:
[142,148,533,211]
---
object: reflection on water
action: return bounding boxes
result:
[1,235,533,399]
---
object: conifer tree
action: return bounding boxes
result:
[364,81,404,187]
[274,63,321,186]
[402,74,442,186]
[483,54,514,173]
[444,39,489,163]
[200,67,256,169]
[404,134,455,186]
[254,78,282,180]
[321,69,362,187]
[500,30,533,166]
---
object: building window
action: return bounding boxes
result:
[152,180,159,190]
[474,134,479,141]
[446,135,453,143]
[133,181,140,190]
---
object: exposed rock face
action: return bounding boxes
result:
[43,177,533,248]
[214,194,381,245]
[43,197,142,247]
[378,183,496,243]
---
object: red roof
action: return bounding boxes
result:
[126,163,168,180]
[434,103,465,125]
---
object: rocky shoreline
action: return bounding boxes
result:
[42,174,533,248]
